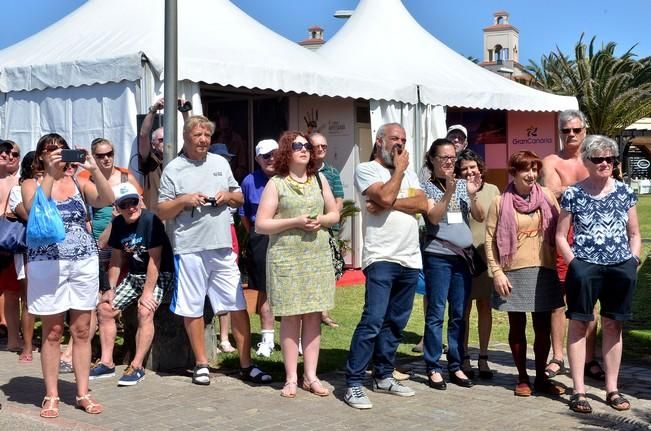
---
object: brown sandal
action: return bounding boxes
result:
[302,377,330,397]
[40,396,60,419]
[76,393,103,414]
[606,391,631,411]
[280,381,297,398]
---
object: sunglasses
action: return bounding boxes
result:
[292,141,313,152]
[561,127,584,134]
[45,145,63,152]
[0,149,19,158]
[313,144,328,151]
[588,156,616,165]
[435,155,456,162]
[94,151,114,159]
[117,198,139,210]
[260,152,275,161]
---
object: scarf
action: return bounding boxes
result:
[495,182,558,267]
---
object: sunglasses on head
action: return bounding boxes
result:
[94,151,114,159]
[117,198,139,210]
[561,127,584,134]
[588,156,616,165]
[291,141,313,152]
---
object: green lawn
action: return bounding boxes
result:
[217,195,651,375]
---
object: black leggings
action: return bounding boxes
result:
[507,311,551,383]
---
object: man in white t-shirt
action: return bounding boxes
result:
[158,116,271,387]
[344,123,427,409]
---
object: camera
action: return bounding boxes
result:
[177,100,193,113]
[61,149,86,163]
[204,197,217,206]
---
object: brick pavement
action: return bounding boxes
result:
[1,346,650,431]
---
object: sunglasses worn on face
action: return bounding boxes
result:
[117,198,139,210]
[45,145,63,152]
[260,152,275,161]
[314,144,328,151]
[561,127,584,134]
[588,156,615,165]
[0,149,19,158]
[292,141,313,152]
[94,151,114,159]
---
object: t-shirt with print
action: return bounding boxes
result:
[158,152,241,255]
[560,180,637,265]
[108,208,174,275]
[355,160,422,270]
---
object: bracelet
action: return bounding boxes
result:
[633,255,641,265]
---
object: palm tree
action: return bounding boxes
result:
[527,35,651,137]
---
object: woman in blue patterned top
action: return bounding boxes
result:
[21,134,114,418]
[556,135,641,414]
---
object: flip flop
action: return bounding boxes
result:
[18,352,33,363]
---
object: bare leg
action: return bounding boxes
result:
[476,297,493,375]
[301,312,322,382]
[4,290,21,349]
[69,310,93,397]
[96,302,118,366]
[601,316,623,394]
[60,337,73,364]
[258,291,274,331]
[280,315,301,390]
[584,306,600,372]
[41,313,65,398]
[219,313,230,344]
[184,316,208,365]
[230,309,252,368]
[131,305,155,368]
[0,292,5,327]
[548,305,566,374]
[567,319,589,395]
[18,281,35,358]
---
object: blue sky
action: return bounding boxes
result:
[1,0,649,64]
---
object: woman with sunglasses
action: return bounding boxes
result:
[255,131,339,398]
[21,133,114,418]
[557,135,640,414]
[485,150,564,398]
[420,138,483,390]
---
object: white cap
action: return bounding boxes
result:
[112,183,140,205]
[255,139,278,157]
[447,124,468,138]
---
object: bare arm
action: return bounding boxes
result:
[157,193,207,220]
[335,197,344,213]
[541,156,564,199]
[139,99,163,160]
[555,209,573,264]
[255,180,300,235]
[139,246,162,311]
[627,206,641,261]
[318,173,340,228]
[393,190,428,215]
[364,150,410,208]
[241,215,252,233]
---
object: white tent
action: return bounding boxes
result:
[317,0,578,168]
[0,0,410,167]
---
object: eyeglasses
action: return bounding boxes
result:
[94,151,114,159]
[588,156,615,165]
[292,141,313,152]
[313,144,328,151]
[561,127,584,134]
[260,152,275,161]
[45,145,63,152]
[117,198,139,210]
[435,155,456,162]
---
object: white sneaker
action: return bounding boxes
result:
[256,341,274,358]
[345,386,373,409]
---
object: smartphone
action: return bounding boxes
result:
[61,149,86,163]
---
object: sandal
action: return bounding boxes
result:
[18,352,33,364]
[544,358,565,378]
[75,393,103,414]
[240,364,272,384]
[40,396,60,419]
[192,364,211,386]
[302,377,330,397]
[584,360,605,381]
[534,378,565,396]
[478,355,493,379]
[59,360,74,374]
[569,393,592,414]
[280,381,297,398]
[606,391,631,411]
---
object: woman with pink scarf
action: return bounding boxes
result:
[485,150,564,397]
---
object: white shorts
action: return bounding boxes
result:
[27,255,99,315]
[14,254,25,280]
[170,248,245,318]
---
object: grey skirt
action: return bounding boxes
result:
[492,267,564,313]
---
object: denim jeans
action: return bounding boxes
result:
[345,261,419,387]
[423,253,471,373]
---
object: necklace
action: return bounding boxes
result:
[434,177,446,192]
[287,174,308,184]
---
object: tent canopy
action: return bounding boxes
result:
[0,0,410,102]
[318,0,578,112]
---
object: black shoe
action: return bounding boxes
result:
[449,371,474,388]
[427,372,447,390]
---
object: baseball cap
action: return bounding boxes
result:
[112,183,140,205]
[208,143,234,158]
[255,139,278,157]
[447,124,468,138]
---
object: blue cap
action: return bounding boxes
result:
[209,143,234,158]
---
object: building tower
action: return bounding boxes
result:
[480,11,532,84]
[298,25,325,51]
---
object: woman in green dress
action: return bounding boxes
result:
[256,131,339,399]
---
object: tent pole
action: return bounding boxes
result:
[163,0,178,166]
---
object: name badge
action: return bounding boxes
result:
[447,211,463,224]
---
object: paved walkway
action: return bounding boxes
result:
[1,346,650,431]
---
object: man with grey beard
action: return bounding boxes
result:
[343,123,427,409]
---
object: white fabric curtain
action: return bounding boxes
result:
[369,100,446,174]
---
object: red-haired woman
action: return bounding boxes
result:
[485,150,565,397]
[255,131,339,398]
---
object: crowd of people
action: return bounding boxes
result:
[0,107,640,418]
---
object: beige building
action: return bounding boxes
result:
[481,11,533,84]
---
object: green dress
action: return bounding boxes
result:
[266,175,336,316]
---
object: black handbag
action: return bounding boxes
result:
[315,175,345,280]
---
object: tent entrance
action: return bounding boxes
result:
[200,84,289,182]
